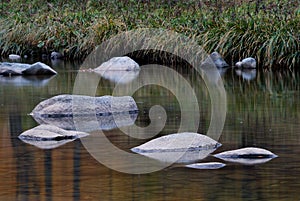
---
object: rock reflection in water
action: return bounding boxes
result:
[0,75,55,87]
[32,112,138,132]
[94,70,139,84]
[235,69,257,81]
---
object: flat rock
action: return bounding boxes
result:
[94,56,140,71]
[31,94,138,118]
[0,62,57,76]
[131,133,221,164]
[185,162,226,169]
[214,147,278,165]
[131,133,221,153]
[19,124,89,141]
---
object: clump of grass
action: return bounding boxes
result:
[0,0,299,69]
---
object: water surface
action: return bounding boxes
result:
[0,59,300,201]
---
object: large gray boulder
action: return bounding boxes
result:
[209,52,229,68]
[0,62,57,76]
[94,56,140,71]
[131,133,221,164]
[214,147,278,165]
[30,94,138,118]
[18,124,89,149]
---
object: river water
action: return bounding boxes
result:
[0,58,300,201]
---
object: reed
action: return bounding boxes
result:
[0,0,299,69]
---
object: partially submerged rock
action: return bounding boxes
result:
[209,52,229,68]
[94,56,140,71]
[9,54,21,60]
[185,162,226,170]
[19,124,89,149]
[22,62,57,75]
[0,62,57,76]
[131,133,221,164]
[214,147,278,165]
[235,57,257,68]
[51,51,64,60]
[31,94,138,118]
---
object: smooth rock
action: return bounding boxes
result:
[0,62,30,76]
[209,52,229,68]
[9,54,21,60]
[32,112,138,131]
[19,124,89,140]
[214,147,278,165]
[131,133,221,164]
[51,51,64,60]
[94,56,140,71]
[235,57,256,68]
[30,94,138,118]
[0,62,57,76]
[22,62,57,75]
[185,162,226,170]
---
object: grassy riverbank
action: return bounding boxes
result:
[0,0,299,68]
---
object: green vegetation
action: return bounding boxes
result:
[0,0,299,69]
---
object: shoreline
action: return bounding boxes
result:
[0,0,299,69]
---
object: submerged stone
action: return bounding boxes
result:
[185,162,226,170]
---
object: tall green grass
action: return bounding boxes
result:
[0,0,299,69]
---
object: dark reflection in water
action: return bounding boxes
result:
[0,59,300,200]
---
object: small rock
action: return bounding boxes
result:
[235,57,256,68]
[9,54,21,60]
[19,124,89,141]
[0,62,56,76]
[19,124,89,149]
[185,162,226,169]
[22,62,57,75]
[209,52,229,68]
[235,61,243,68]
[214,147,278,165]
[51,51,64,60]
[94,56,140,71]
